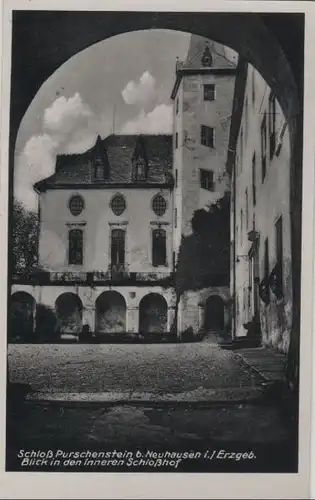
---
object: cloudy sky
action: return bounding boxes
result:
[14,29,193,210]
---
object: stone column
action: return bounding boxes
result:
[127,306,139,333]
[82,307,96,332]
[224,303,230,330]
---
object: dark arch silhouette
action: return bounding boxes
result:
[9,292,36,342]
[8,13,302,388]
[139,293,168,334]
[204,295,225,332]
[95,291,126,334]
[55,293,83,335]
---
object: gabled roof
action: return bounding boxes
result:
[34,134,173,192]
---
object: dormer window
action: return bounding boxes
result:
[94,158,104,180]
[133,157,147,181]
[201,45,213,67]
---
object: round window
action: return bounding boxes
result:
[152,194,167,217]
[111,194,126,216]
[69,195,85,216]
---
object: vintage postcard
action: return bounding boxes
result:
[0,0,314,498]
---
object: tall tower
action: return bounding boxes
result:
[171,35,237,256]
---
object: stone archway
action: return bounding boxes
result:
[204,295,225,332]
[55,293,83,334]
[9,292,36,342]
[95,291,126,335]
[139,293,168,334]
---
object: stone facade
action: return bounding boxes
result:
[228,60,292,353]
[171,36,236,334]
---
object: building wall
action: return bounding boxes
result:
[178,286,230,335]
[173,72,234,247]
[38,187,173,274]
[11,284,176,334]
[232,64,292,353]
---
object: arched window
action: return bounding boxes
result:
[133,158,146,181]
[152,228,166,267]
[68,229,83,265]
[69,195,85,216]
[111,229,125,266]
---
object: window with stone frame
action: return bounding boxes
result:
[203,84,215,101]
[68,229,83,265]
[201,125,214,148]
[111,229,125,266]
[152,228,167,267]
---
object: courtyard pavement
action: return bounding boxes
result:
[8,341,264,398]
[6,340,297,473]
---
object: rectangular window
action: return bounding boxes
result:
[245,188,249,229]
[111,229,125,266]
[275,216,283,296]
[94,161,104,180]
[239,128,243,173]
[264,237,269,278]
[261,113,267,181]
[252,71,255,104]
[152,228,167,267]
[203,84,215,101]
[133,159,146,181]
[200,169,214,191]
[269,93,276,160]
[175,132,178,149]
[252,153,256,206]
[244,97,248,142]
[176,98,179,115]
[68,229,83,265]
[201,125,214,148]
[175,169,178,188]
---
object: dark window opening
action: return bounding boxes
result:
[175,169,178,188]
[252,153,256,206]
[201,125,214,148]
[152,229,167,267]
[275,217,283,297]
[269,93,276,160]
[203,84,215,101]
[68,229,83,265]
[175,132,178,149]
[174,207,177,228]
[264,238,269,279]
[200,169,214,191]
[111,229,125,266]
[176,98,179,115]
[261,113,267,181]
[252,71,255,104]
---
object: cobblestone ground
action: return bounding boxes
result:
[6,342,298,473]
[8,342,262,394]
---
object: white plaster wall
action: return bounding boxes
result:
[232,64,292,353]
[38,187,173,274]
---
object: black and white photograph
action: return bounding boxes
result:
[1,1,314,497]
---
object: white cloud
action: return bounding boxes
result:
[121,104,172,135]
[15,93,112,209]
[121,71,157,107]
[43,92,92,134]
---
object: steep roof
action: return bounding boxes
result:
[34,134,173,192]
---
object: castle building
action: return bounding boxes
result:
[170,36,236,335]
[227,58,292,353]
[10,36,237,341]
[11,134,177,339]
